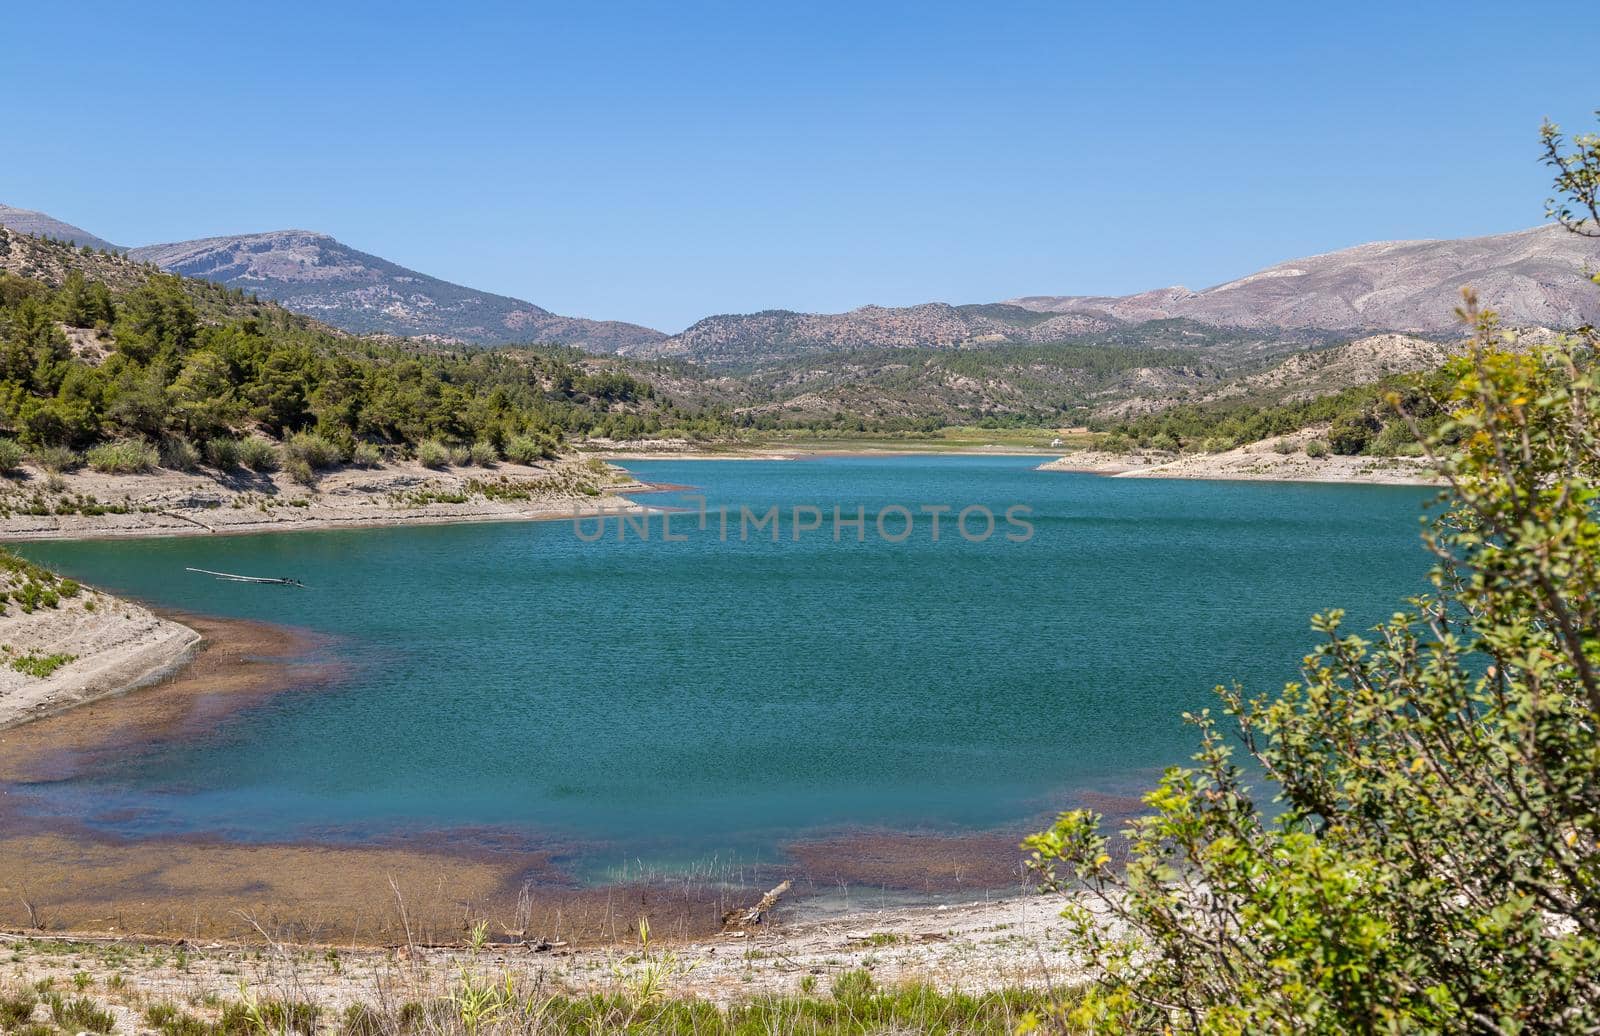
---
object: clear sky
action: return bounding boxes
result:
[2,1,1595,331]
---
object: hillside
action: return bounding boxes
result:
[1010,224,1600,333]
[627,223,1597,366]
[0,205,121,252]
[128,230,666,352]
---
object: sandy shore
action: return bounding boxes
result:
[0,457,646,542]
[0,584,200,732]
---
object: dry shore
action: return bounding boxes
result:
[0,456,645,542]
[0,890,1094,1025]
[1036,427,1439,486]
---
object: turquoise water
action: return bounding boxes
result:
[12,456,1434,880]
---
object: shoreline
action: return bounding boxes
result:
[0,890,1094,1011]
[0,456,648,544]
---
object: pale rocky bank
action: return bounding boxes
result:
[1038,425,1439,486]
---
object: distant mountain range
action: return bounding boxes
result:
[637,225,1598,366]
[0,204,122,252]
[126,231,665,352]
[1007,224,1599,335]
[1,203,1595,363]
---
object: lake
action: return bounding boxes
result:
[11,455,1435,884]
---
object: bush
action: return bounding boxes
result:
[0,438,25,474]
[86,438,159,474]
[1026,304,1600,1028]
[237,438,280,472]
[284,431,342,470]
[285,457,317,486]
[159,435,201,471]
[1271,438,1297,454]
[1303,438,1329,458]
[468,440,499,466]
[31,445,82,472]
[448,445,471,467]
[1369,419,1419,456]
[203,437,242,470]
[416,440,450,469]
[351,441,384,468]
[505,434,555,464]
[1326,413,1377,455]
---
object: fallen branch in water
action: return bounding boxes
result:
[721,880,791,932]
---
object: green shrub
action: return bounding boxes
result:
[416,440,450,469]
[0,438,25,474]
[448,445,472,467]
[285,457,317,487]
[505,434,555,464]
[47,994,113,1034]
[1271,438,1297,454]
[159,435,201,471]
[203,437,242,470]
[86,438,159,474]
[468,440,499,466]
[285,431,343,470]
[1327,413,1377,455]
[1303,438,1329,458]
[237,438,280,472]
[1369,419,1419,457]
[9,652,77,677]
[30,445,80,472]
[0,992,36,1028]
[351,441,384,468]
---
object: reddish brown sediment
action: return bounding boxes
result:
[0,610,1125,946]
[0,612,759,944]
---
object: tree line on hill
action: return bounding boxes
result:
[0,250,731,479]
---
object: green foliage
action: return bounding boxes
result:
[1303,438,1329,458]
[85,438,158,474]
[0,992,36,1029]
[202,437,241,470]
[351,441,384,468]
[468,440,499,466]
[158,435,201,471]
[283,431,342,470]
[29,445,81,473]
[1326,411,1377,454]
[0,239,728,464]
[415,440,450,469]
[0,438,23,474]
[46,994,113,1034]
[236,438,280,472]
[504,433,555,464]
[7,651,77,678]
[1027,311,1600,1031]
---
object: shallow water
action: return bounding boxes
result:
[12,456,1434,881]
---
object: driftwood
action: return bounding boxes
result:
[185,567,305,587]
[720,879,791,931]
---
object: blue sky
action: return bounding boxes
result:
[3,1,1595,331]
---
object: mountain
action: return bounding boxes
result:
[0,204,122,251]
[626,303,1119,365]
[128,231,665,352]
[1009,224,1600,334]
[628,224,1598,367]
